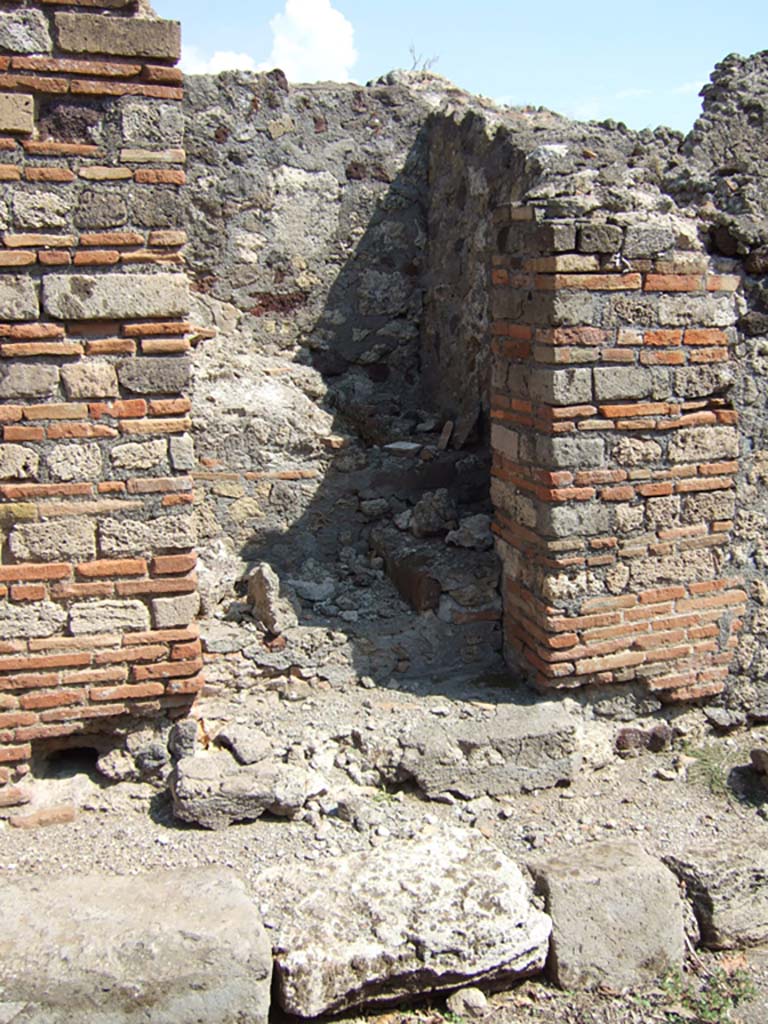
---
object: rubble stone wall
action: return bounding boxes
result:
[0,0,201,790]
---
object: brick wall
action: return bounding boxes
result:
[0,0,201,800]
[490,205,746,702]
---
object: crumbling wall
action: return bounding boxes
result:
[183,71,506,689]
[0,0,201,795]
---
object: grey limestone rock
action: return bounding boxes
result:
[393,701,581,799]
[410,489,458,538]
[217,724,273,766]
[255,826,551,1017]
[0,600,67,640]
[528,842,684,990]
[170,751,320,829]
[0,444,39,481]
[665,845,768,949]
[0,868,272,1024]
[0,10,52,54]
[247,563,300,635]
[10,518,96,563]
[42,273,189,321]
[69,599,150,636]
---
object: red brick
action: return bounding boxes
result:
[123,321,191,337]
[9,584,46,602]
[685,328,728,346]
[0,744,31,764]
[94,644,168,665]
[0,563,70,583]
[0,651,92,673]
[75,558,147,579]
[115,576,197,597]
[90,683,164,702]
[90,399,147,419]
[135,169,186,185]
[151,553,197,575]
[0,711,37,729]
[73,250,121,266]
[132,658,204,682]
[602,485,635,501]
[25,167,75,183]
[170,640,202,661]
[19,690,85,711]
[644,329,683,347]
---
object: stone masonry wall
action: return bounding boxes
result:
[0,0,200,796]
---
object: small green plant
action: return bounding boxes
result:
[643,965,756,1023]
[684,742,733,798]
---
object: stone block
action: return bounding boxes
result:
[255,827,551,1017]
[169,435,195,471]
[111,439,168,472]
[0,869,272,1024]
[116,355,190,395]
[0,364,57,400]
[0,276,39,321]
[42,273,190,321]
[0,10,52,54]
[152,591,200,629]
[528,842,684,990]
[665,845,768,949]
[60,362,119,400]
[528,367,593,406]
[658,294,735,328]
[578,223,623,253]
[491,424,519,462]
[0,93,33,134]
[0,444,39,481]
[674,364,735,399]
[0,600,67,640]
[47,444,103,482]
[10,518,96,563]
[539,501,612,539]
[593,366,653,402]
[69,599,150,635]
[55,13,181,60]
[668,426,739,464]
[537,435,605,470]
[13,191,73,229]
[121,99,184,147]
[99,514,196,557]
[623,225,676,257]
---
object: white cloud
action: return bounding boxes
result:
[181,45,258,75]
[258,0,358,82]
[180,2,357,83]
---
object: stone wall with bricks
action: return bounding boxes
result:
[489,201,745,703]
[0,0,201,799]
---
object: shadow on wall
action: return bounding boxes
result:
[182,75,510,701]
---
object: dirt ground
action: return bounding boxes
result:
[2,671,768,1024]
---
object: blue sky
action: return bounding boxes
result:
[152,0,768,132]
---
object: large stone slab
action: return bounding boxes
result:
[255,827,551,1017]
[665,845,768,949]
[528,842,684,990]
[377,701,580,799]
[0,868,272,1024]
[55,13,181,60]
[42,273,189,321]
